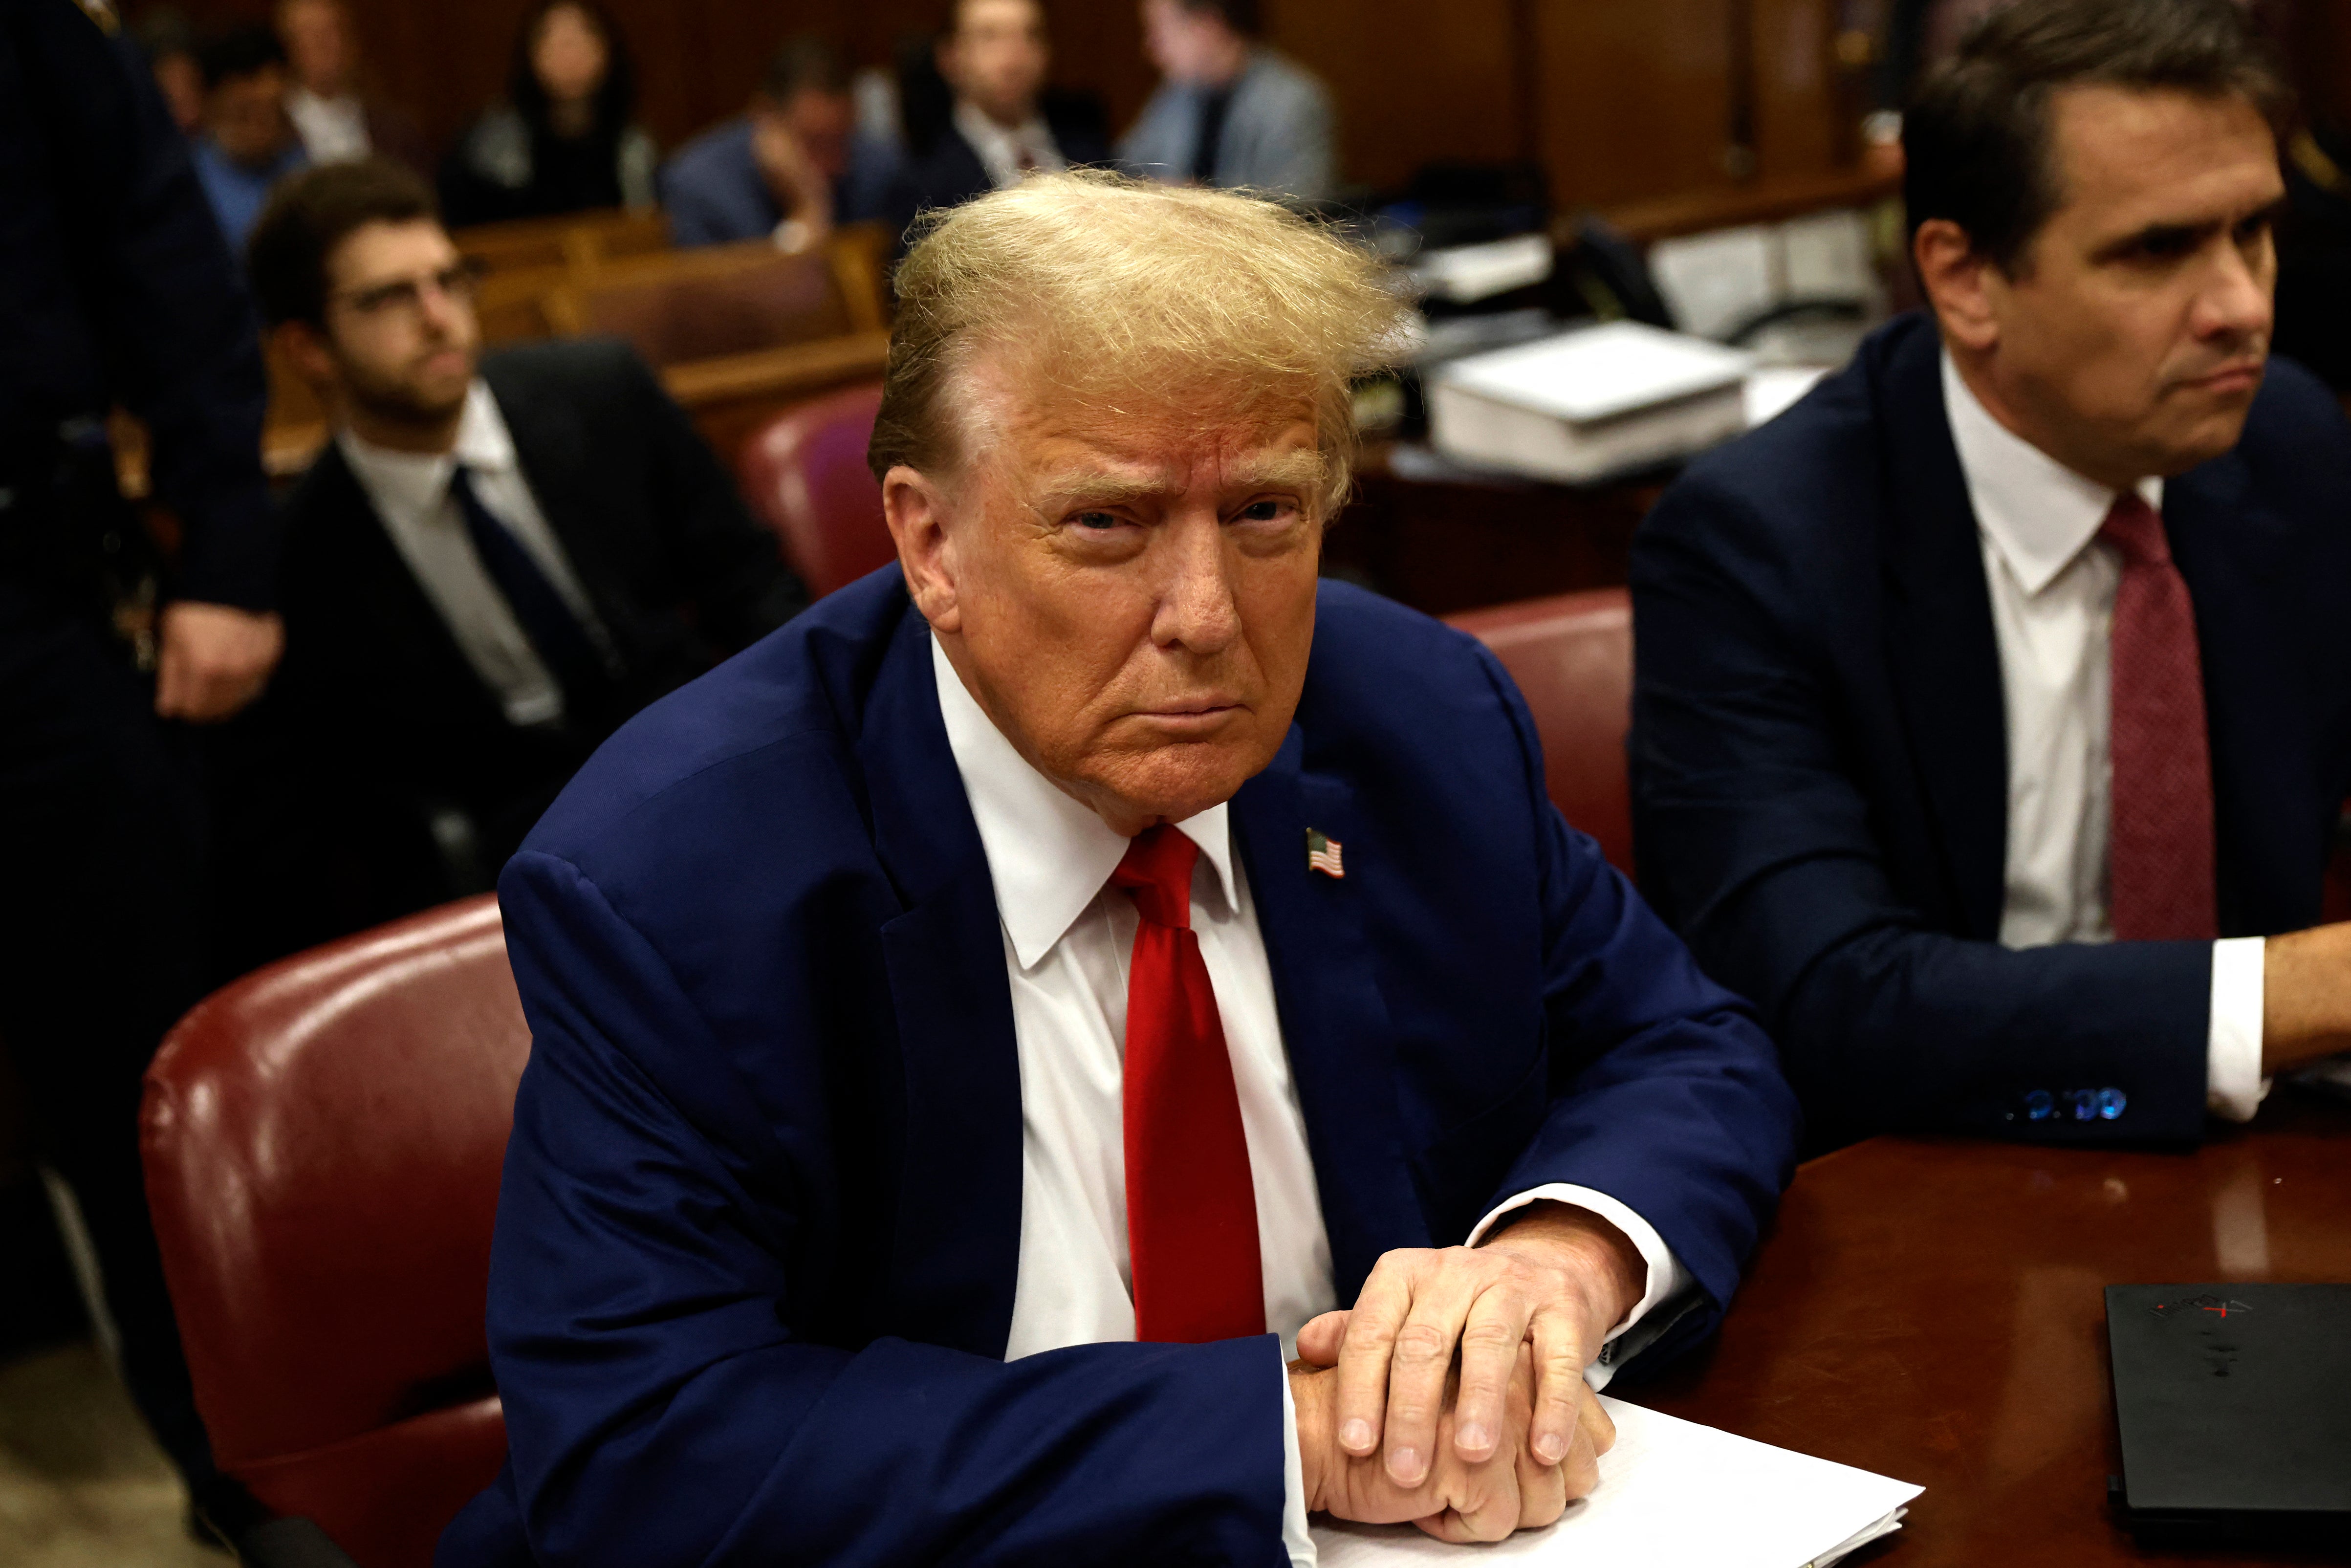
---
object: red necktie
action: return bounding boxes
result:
[1113,826,1265,1343]
[2101,493,2219,940]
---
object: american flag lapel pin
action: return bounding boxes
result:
[1305,828,1346,879]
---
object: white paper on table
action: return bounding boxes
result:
[1311,1397,1922,1568]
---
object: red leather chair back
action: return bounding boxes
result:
[736,381,893,598]
[1447,589,1637,875]
[143,896,528,1568]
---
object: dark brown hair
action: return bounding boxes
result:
[1904,0,2289,271]
[1175,0,1262,35]
[247,158,439,327]
[761,36,851,105]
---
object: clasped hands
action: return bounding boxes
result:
[1288,1202,1645,1544]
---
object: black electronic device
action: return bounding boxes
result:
[2105,1283,2351,1545]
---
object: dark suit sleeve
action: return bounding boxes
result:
[473,849,1290,1568]
[1628,478,2211,1145]
[1474,646,1800,1358]
[612,346,808,646]
[654,158,732,249]
[21,8,275,609]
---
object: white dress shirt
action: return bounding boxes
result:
[931,635,1690,1565]
[337,381,611,727]
[952,98,1067,189]
[286,87,370,164]
[1941,352,2269,1120]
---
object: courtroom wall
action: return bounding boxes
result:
[133,0,1864,212]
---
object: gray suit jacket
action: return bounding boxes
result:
[1118,46,1335,201]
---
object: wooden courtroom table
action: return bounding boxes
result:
[1325,442,1664,617]
[1632,1089,2351,1566]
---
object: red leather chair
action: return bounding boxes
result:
[1446,588,1637,876]
[737,380,893,598]
[142,896,528,1568]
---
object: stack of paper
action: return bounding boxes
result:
[1648,210,1882,342]
[1427,322,1754,484]
[1411,234,1557,305]
[1312,1397,1921,1568]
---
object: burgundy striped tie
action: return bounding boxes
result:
[2101,493,2218,941]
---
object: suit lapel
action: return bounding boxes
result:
[301,444,509,729]
[2163,454,2307,933]
[485,372,623,623]
[856,604,1025,1357]
[1230,731,1424,1304]
[1874,325,2010,938]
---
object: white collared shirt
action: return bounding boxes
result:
[286,87,370,165]
[1940,351,2269,1121]
[952,98,1067,189]
[337,381,609,727]
[930,635,1690,1565]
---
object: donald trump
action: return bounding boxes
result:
[443,173,1799,1567]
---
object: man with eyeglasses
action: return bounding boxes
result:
[221,157,806,969]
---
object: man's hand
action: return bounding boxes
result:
[1298,1203,1644,1489]
[2264,924,2351,1073]
[154,601,283,721]
[752,115,835,239]
[1291,1345,1577,1543]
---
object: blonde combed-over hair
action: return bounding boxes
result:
[868,171,1412,513]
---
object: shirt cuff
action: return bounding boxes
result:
[1466,1184,1694,1392]
[1278,1352,1315,1566]
[2207,937,2271,1123]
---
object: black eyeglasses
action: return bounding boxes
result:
[332,260,485,320]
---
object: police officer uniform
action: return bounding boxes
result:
[0,0,278,1521]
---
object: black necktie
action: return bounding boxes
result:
[1192,87,1234,184]
[448,465,611,718]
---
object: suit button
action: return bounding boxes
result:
[2025,1089,2054,1121]
[2097,1088,2127,1120]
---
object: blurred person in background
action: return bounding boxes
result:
[191,24,308,254]
[660,35,905,251]
[2264,0,2351,389]
[440,0,655,228]
[0,0,286,1547]
[275,0,429,172]
[220,160,805,968]
[899,0,1109,220]
[1121,0,1335,202]
[132,7,204,135]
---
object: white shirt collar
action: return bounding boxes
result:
[930,631,1237,971]
[336,379,519,517]
[1941,348,2162,597]
[952,98,1063,188]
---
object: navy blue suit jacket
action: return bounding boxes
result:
[1631,312,2351,1148]
[440,570,1798,1568]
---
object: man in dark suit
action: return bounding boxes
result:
[659,35,904,249]
[898,0,1109,223]
[227,158,805,967]
[440,173,1799,1566]
[1631,0,2351,1151]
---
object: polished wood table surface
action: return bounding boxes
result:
[1634,1089,2351,1566]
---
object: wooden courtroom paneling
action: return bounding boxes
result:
[1750,0,1841,182]
[1532,0,1742,210]
[359,0,1158,170]
[1267,0,1526,192]
[131,0,1857,229]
